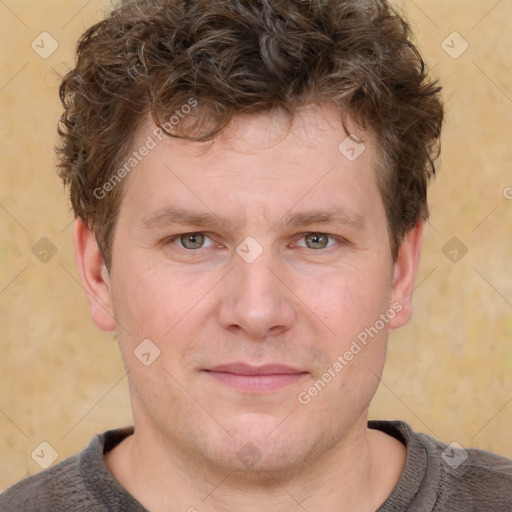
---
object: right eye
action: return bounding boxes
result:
[169,232,215,250]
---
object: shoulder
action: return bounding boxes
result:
[426,436,512,508]
[0,429,125,512]
[371,420,512,511]
[0,453,85,511]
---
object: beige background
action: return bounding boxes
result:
[1,0,511,491]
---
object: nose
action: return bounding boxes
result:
[218,249,297,339]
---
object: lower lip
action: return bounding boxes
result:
[205,371,308,392]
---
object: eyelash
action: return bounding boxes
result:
[169,233,216,250]
[164,232,342,250]
[294,233,339,249]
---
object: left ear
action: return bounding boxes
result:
[388,220,424,329]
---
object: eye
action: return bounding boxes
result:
[172,232,215,250]
[296,232,337,250]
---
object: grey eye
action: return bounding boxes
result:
[179,233,206,249]
[304,233,330,249]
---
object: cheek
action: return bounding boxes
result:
[300,262,392,334]
[111,259,198,330]
[109,257,224,376]
[296,269,391,410]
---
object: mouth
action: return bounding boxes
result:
[203,363,309,393]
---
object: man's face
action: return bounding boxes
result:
[85,105,417,474]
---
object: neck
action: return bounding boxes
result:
[105,417,406,512]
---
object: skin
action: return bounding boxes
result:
[75,104,423,511]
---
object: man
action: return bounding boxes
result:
[1,0,511,510]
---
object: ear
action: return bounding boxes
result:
[73,217,116,331]
[388,220,424,329]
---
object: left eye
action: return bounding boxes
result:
[173,232,215,250]
[296,233,337,250]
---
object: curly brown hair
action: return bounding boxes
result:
[57,0,443,270]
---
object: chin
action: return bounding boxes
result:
[202,413,319,476]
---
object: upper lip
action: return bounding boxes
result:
[206,363,306,375]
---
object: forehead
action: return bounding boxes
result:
[117,104,383,229]
[135,103,373,164]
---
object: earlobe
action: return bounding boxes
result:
[388,221,424,330]
[73,218,116,332]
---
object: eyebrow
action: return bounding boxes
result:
[140,207,233,230]
[276,207,365,231]
[139,205,365,232]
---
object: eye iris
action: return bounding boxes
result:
[181,233,204,249]
[305,233,328,249]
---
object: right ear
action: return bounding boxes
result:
[73,218,116,331]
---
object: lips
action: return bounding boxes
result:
[204,363,308,392]
[208,363,305,375]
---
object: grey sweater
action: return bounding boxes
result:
[1,421,511,511]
